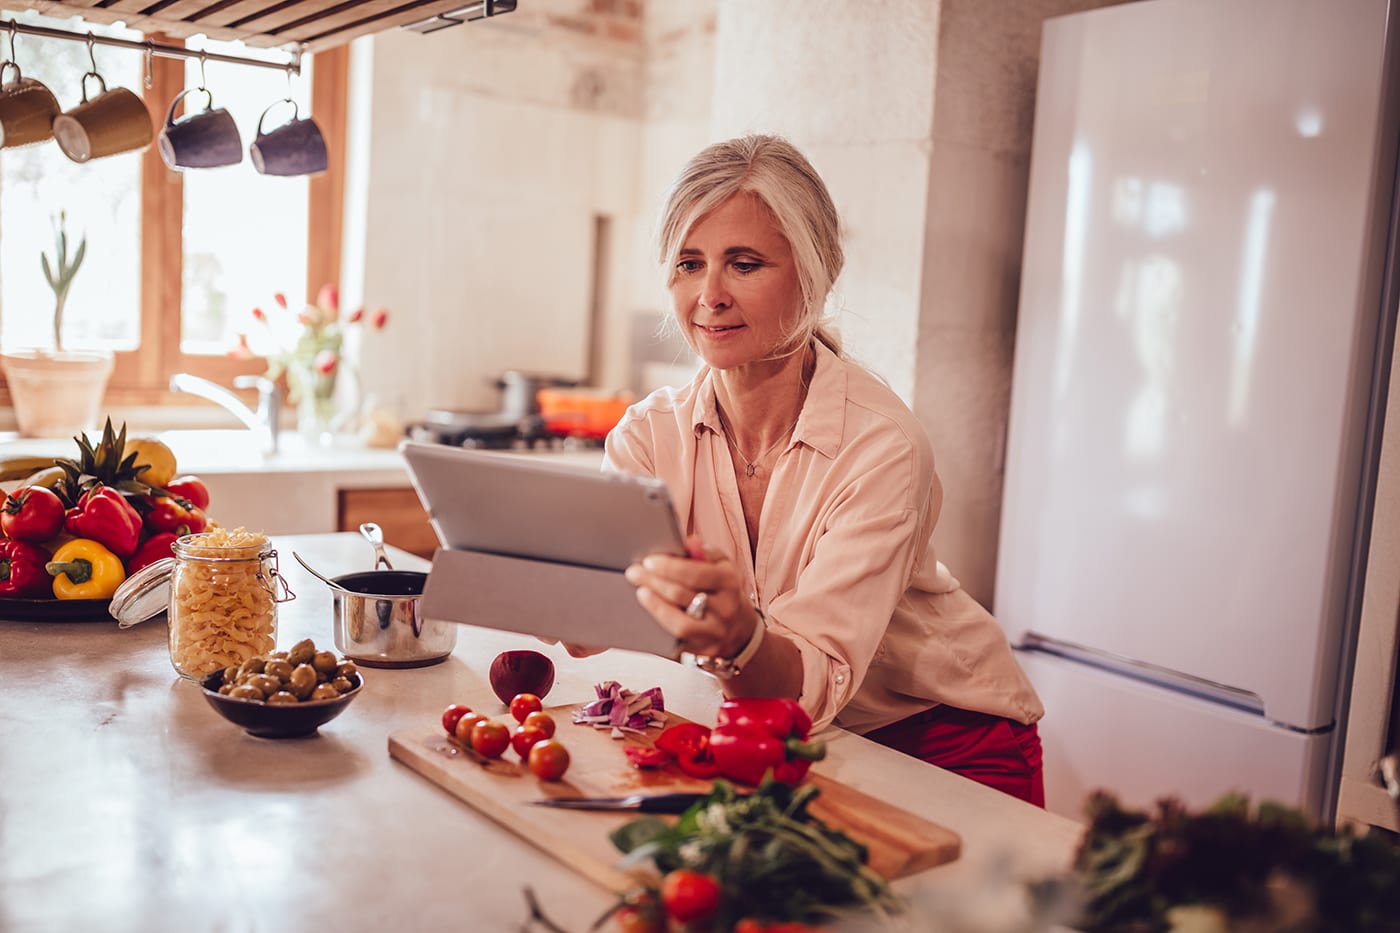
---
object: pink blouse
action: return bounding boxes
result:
[604,341,1044,733]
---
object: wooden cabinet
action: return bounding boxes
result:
[337,487,437,559]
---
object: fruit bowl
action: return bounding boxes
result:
[199,669,364,738]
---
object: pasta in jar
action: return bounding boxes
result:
[168,528,281,682]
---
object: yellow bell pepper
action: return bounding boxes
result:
[46,538,126,600]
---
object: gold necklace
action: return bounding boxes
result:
[717,408,800,478]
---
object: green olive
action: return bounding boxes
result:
[312,651,338,676]
[237,656,266,678]
[266,691,300,705]
[264,659,294,682]
[229,684,262,701]
[287,639,316,667]
[310,683,340,702]
[288,663,318,699]
[331,676,354,694]
[335,660,358,680]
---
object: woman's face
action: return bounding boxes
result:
[669,192,805,370]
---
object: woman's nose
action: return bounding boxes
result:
[700,269,730,310]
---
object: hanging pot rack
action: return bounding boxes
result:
[0,0,515,60]
[2,17,300,73]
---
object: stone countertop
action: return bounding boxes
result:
[0,533,1085,932]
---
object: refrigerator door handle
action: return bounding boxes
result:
[1018,633,1266,715]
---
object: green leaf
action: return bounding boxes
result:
[609,817,671,856]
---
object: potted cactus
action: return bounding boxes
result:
[0,213,115,438]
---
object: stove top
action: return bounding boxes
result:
[405,420,604,451]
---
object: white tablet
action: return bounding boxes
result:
[400,441,687,571]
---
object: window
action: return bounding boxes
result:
[0,15,346,406]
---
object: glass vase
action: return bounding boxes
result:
[298,391,337,446]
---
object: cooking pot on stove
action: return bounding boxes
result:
[496,371,577,420]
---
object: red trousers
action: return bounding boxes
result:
[864,704,1045,808]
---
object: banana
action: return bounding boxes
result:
[0,456,60,483]
[23,466,67,490]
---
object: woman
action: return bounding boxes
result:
[605,134,1046,806]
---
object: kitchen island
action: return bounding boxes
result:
[0,534,1084,932]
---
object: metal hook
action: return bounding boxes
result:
[86,31,98,75]
[197,49,207,90]
[284,62,295,101]
[143,40,153,90]
[5,20,16,65]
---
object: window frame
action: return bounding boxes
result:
[0,37,348,409]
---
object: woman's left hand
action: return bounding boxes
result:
[623,535,759,659]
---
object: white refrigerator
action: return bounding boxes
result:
[995,0,1400,822]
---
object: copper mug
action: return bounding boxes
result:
[0,61,60,149]
[52,72,153,163]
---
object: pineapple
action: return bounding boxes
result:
[54,418,159,507]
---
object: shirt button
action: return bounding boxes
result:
[835,672,846,685]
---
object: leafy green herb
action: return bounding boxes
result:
[608,779,902,928]
[1072,791,1400,932]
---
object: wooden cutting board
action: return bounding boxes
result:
[387,705,961,893]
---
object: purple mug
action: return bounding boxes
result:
[250,99,327,177]
[158,87,243,170]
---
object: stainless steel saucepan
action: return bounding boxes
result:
[292,528,456,668]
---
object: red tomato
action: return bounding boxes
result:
[522,710,556,737]
[615,904,664,933]
[509,693,543,723]
[470,719,511,758]
[454,712,486,743]
[164,475,211,510]
[511,724,549,759]
[441,704,472,736]
[661,869,721,924]
[527,738,571,780]
[735,922,824,933]
[1,486,65,543]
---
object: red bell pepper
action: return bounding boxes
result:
[0,539,53,597]
[143,496,207,536]
[707,698,827,786]
[127,532,179,574]
[64,487,142,559]
[654,722,720,778]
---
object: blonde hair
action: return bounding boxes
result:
[657,134,844,357]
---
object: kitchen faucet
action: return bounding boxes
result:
[169,373,283,454]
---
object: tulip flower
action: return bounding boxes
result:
[371,308,389,330]
[348,307,364,324]
[314,349,338,375]
[273,292,288,310]
[317,283,339,320]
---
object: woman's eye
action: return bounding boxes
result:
[676,259,702,274]
[732,261,761,274]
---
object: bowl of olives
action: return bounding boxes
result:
[199,638,364,738]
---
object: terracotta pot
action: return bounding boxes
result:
[0,349,114,438]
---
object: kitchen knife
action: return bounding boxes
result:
[526,792,709,813]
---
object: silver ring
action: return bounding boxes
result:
[685,592,709,619]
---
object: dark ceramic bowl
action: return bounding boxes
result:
[199,669,364,738]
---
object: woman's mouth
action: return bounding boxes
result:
[696,323,744,335]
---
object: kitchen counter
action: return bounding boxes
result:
[0,534,1084,932]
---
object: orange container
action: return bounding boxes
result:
[536,388,635,439]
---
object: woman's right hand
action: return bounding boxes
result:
[623,536,760,661]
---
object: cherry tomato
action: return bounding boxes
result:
[510,693,543,723]
[522,710,556,737]
[164,475,211,510]
[660,869,721,924]
[527,738,571,780]
[1,486,65,543]
[454,712,487,743]
[511,724,549,760]
[441,704,472,736]
[615,904,664,933]
[470,719,511,758]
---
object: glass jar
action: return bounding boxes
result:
[167,532,287,683]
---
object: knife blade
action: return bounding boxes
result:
[527,792,708,813]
